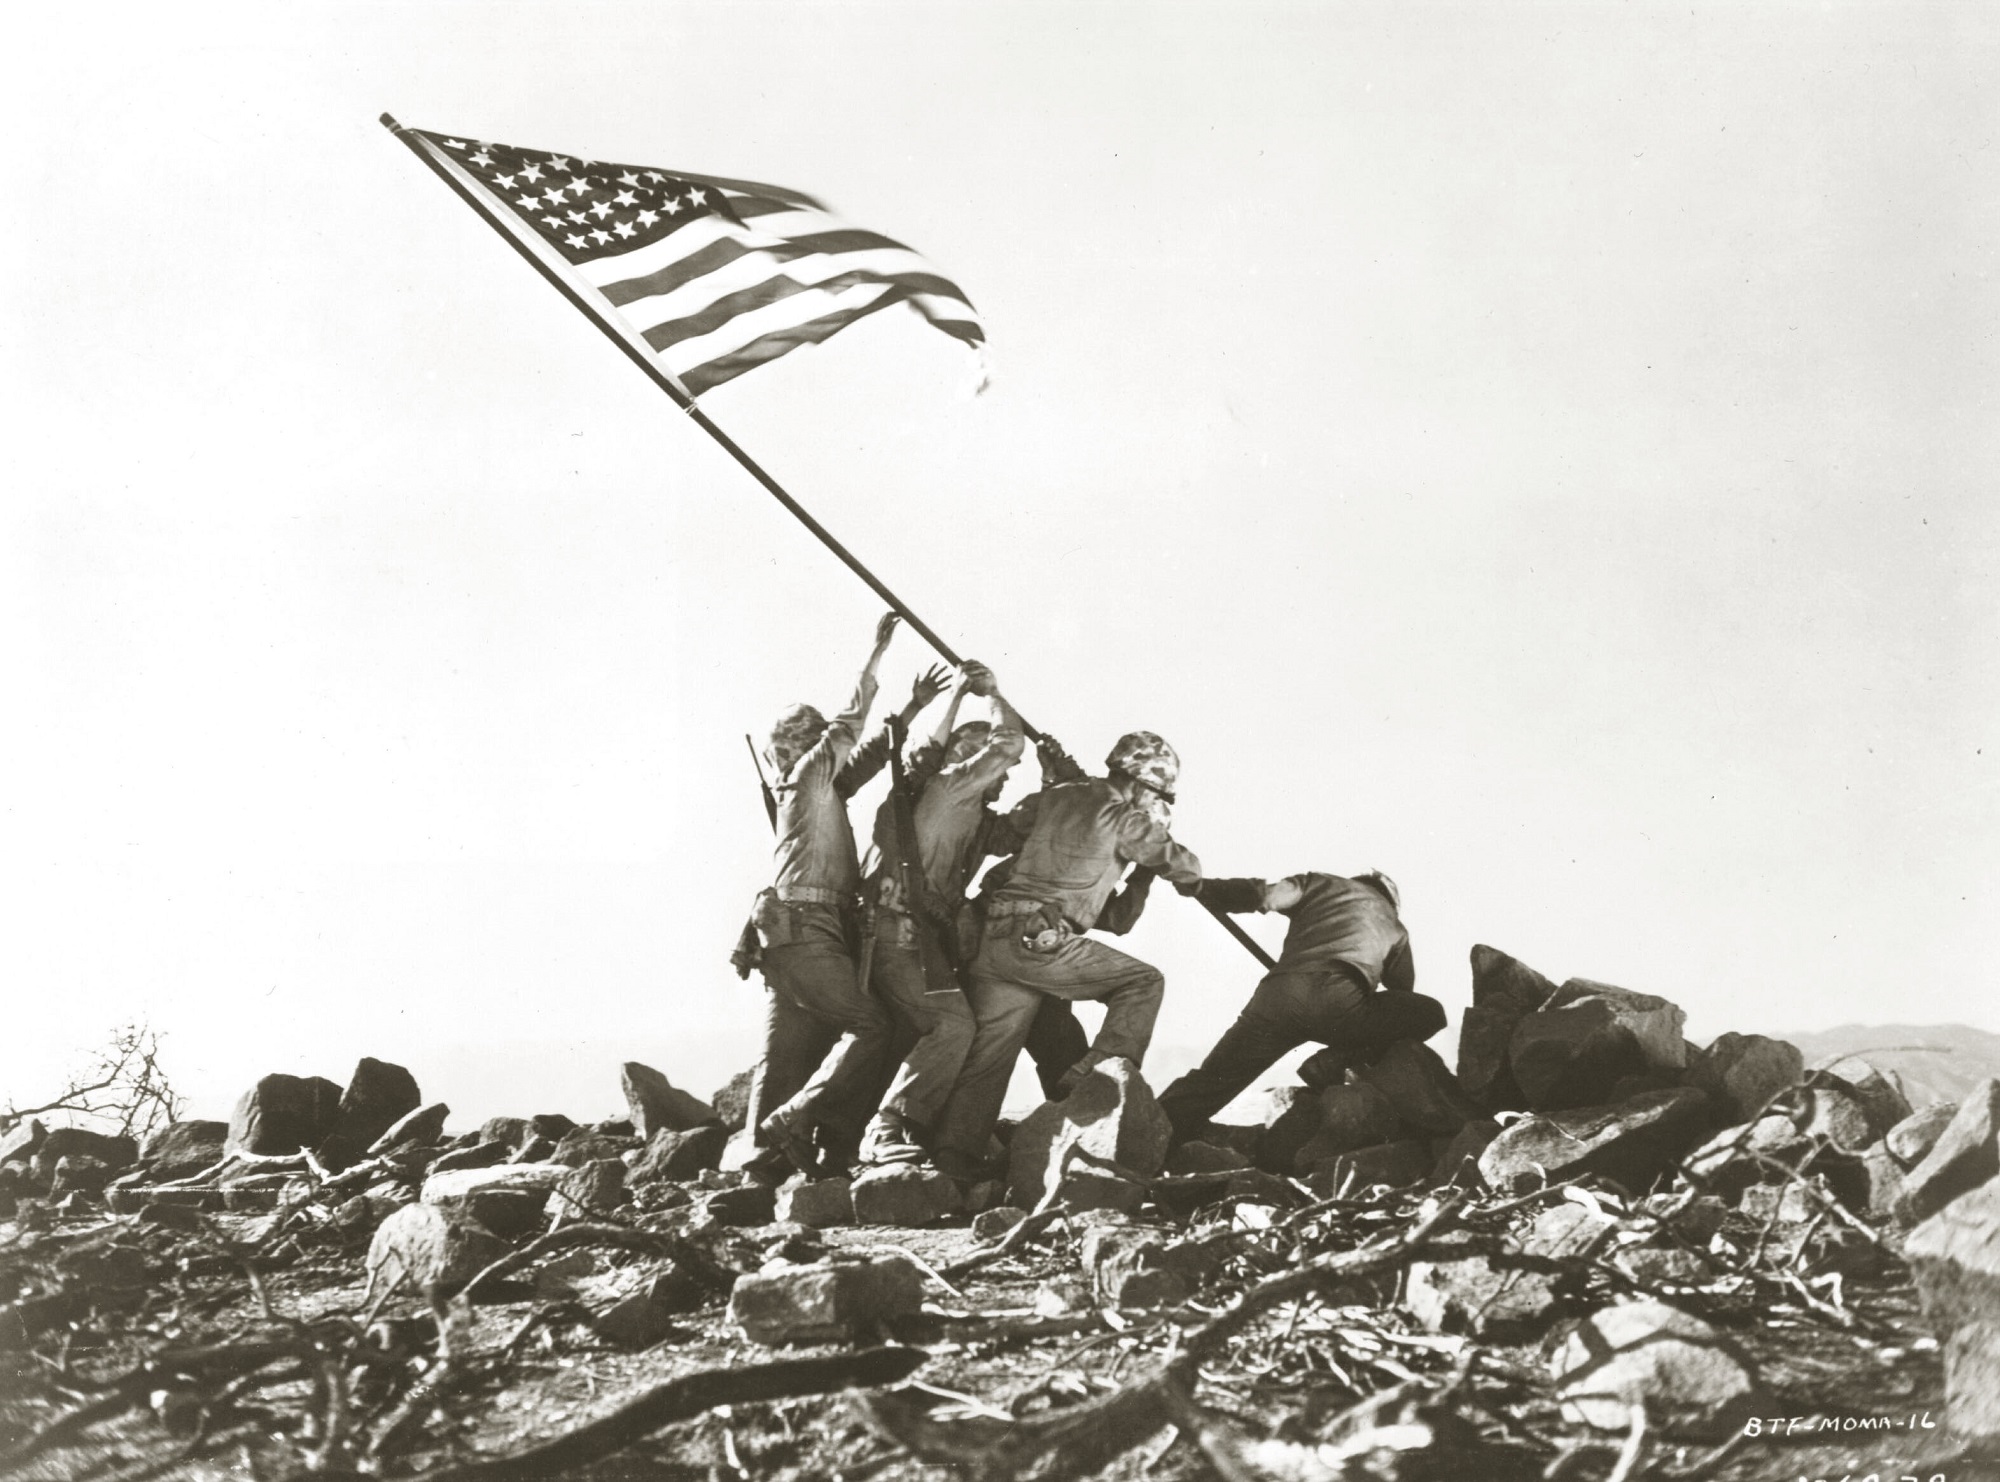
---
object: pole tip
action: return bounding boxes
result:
[379,112,403,132]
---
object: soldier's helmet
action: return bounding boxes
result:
[944,720,993,767]
[1356,870,1401,910]
[766,704,828,776]
[1105,731,1180,803]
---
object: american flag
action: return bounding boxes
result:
[409,129,984,398]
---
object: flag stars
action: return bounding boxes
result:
[520,162,544,183]
[637,209,659,227]
[470,151,493,168]
[567,177,592,196]
[613,219,637,238]
[565,233,587,249]
[543,187,567,207]
[663,196,684,215]
[590,228,611,244]
[542,215,564,228]
[548,156,570,171]
[618,171,640,187]
[613,189,637,207]
[567,209,587,224]
[495,174,516,189]
[686,186,706,206]
[588,200,613,220]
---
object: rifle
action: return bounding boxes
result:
[883,716,957,995]
[745,733,779,830]
[731,734,779,980]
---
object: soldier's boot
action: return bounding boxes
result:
[757,1106,822,1179]
[859,1110,930,1167]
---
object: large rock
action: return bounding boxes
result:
[1685,1034,1804,1126]
[1351,1041,1477,1134]
[139,1121,227,1182]
[1516,1202,1619,1261]
[1800,1084,1878,1154]
[621,1062,718,1137]
[548,1159,627,1228]
[1006,1058,1171,1211]
[430,1140,510,1175]
[1431,1119,1500,1186]
[1457,944,1561,1109]
[30,1129,137,1186]
[1889,1101,1961,1170]
[1509,1001,1644,1112]
[704,1183,778,1226]
[711,1070,755,1133]
[367,1203,506,1291]
[421,1161,568,1209]
[1548,1300,1760,1440]
[369,1102,450,1158]
[1310,1138,1433,1193]
[1842,1066,1914,1140]
[775,1176,854,1228]
[1944,1320,2000,1440]
[629,1125,728,1185]
[1896,1079,2000,1226]
[1253,1087,1328,1175]
[1479,1088,1712,1195]
[1291,1084,1401,1169]
[318,1058,422,1170]
[1081,1224,1223,1308]
[1404,1236,1559,1338]
[850,1165,964,1227]
[0,1118,48,1168]
[729,1257,923,1346]
[1558,980,1686,1070]
[479,1116,531,1150]
[1903,1177,2000,1328]
[227,1074,342,1155]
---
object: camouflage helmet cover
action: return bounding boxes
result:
[1105,730,1179,801]
[767,703,828,775]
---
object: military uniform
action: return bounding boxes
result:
[745,673,900,1161]
[935,768,1201,1162]
[859,723,1027,1140]
[1155,872,1446,1140]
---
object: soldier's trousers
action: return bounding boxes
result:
[867,935,977,1130]
[750,904,893,1149]
[934,922,1164,1160]
[1155,967,1448,1139]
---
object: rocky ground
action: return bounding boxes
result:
[3,944,1998,1481]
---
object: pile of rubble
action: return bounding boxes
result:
[2,945,1997,1480]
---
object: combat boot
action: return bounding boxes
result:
[859,1110,929,1167]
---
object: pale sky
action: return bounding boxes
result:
[4,3,1995,1129]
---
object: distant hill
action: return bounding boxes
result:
[1777,1023,2000,1108]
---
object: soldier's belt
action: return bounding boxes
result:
[774,884,859,909]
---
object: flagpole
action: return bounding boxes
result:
[379,114,1277,973]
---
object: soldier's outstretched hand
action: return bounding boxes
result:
[909,663,951,710]
[872,610,903,650]
[958,660,998,697]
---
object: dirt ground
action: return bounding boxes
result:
[2,1188,1992,1482]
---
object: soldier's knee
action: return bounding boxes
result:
[1406,993,1447,1040]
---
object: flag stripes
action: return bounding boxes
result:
[411,129,981,397]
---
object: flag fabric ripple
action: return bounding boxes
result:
[411,129,983,397]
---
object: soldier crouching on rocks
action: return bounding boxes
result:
[746,612,948,1177]
[853,661,1028,1168]
[1155,870,1446,1145]
[931,731,1203,1180]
